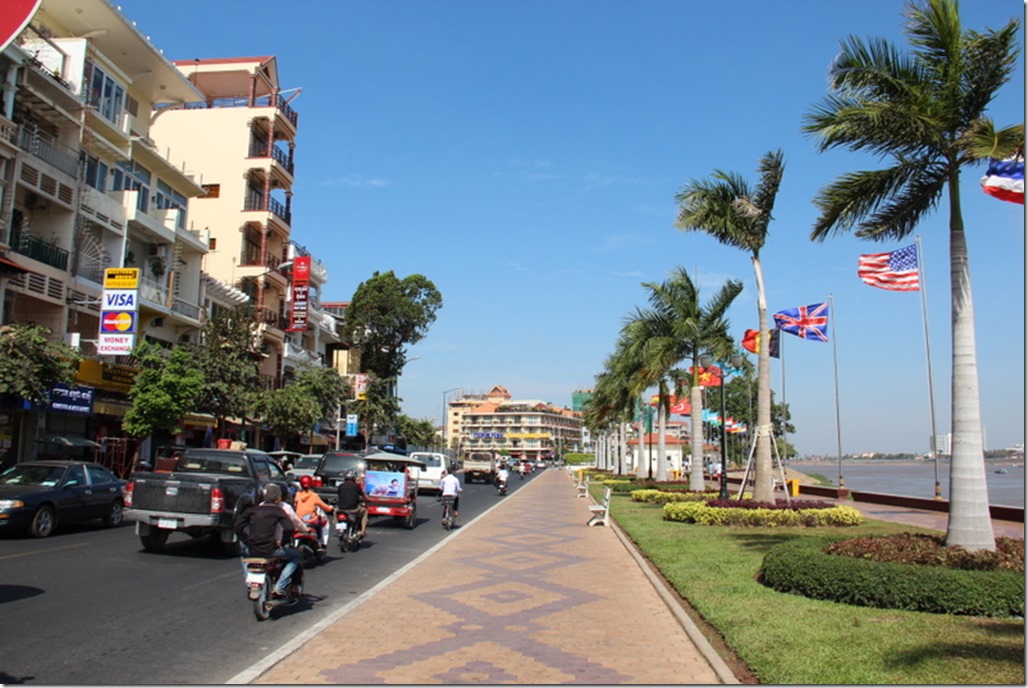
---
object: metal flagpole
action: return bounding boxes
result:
[779,330,787,463]
[915,235,942,499]
[830,293,844,488]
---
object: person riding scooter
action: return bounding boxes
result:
[294,475,334,547]
[233,484,302,599]
[495,465,510,494]
[336,470,368,537]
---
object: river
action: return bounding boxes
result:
[786,459,1024,508]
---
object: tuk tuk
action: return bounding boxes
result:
[362,452,427,529]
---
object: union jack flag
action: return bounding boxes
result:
[773,301,829,342]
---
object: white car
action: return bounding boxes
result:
[409,452,449,494]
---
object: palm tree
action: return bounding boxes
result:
[802,0,1021,551]
[626,268,743,490]
[675,151,785,502]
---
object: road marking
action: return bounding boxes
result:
[0,542,89,561]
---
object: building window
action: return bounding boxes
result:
[201,183,220,198]
[84,154,108,192]
[86,62,125,127]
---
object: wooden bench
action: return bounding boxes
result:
[587,487,612,527]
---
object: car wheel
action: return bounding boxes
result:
[103,499,124,528]
[140,528,170,550]
[29,505,56,538]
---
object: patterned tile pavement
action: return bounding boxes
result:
[247,469,729,685]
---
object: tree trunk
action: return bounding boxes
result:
[656,403,668,481]
[635,408,646,478]
[752,256,774,502]
[689,377,705,491]
[944,178,995,551]
[618,422,629,476]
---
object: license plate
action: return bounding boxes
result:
[158,518,178,529]
[375,506,391,514]
[245,572,265,585]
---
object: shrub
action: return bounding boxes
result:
[759,536,1025,617]
[663,501,864,527]
[631,489,717,504]
[705,498,836,510]
[826,533,1025,573]
[600,479,640,492]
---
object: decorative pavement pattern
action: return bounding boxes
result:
[253,470,723,684]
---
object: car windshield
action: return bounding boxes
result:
[176,451,248,474]
[413,454,442,467]
[294,455,321,469]
[321,454,363,473]
[0,464,66,486]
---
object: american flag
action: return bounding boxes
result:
[773,302,829,342]
[857,244,919,291]
[980,155,1024,204]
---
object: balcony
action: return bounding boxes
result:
[254,306,286,331]
[18,127,80,178]
[10,228,69,271]
[244,189,291,225]
[171,297,202,321]
[248,141,294,175]
[180,93,298,128]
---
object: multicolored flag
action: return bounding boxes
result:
[773,302,829,342]
[857,244,920,291]
[980,155,1024,204]
[689,365,723,387]
[741,328,780,358]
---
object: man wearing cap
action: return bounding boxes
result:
[233,483,302,598]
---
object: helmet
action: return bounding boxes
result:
[344,470,357,481]
[299,475,313,489]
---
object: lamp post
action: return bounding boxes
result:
[700,351,744,500]
[441,387,460,451]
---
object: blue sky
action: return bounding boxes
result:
[117,0,1025,456]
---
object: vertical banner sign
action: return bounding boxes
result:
[353,374,369,400]
[346,414,359,437]
[98,268,140,355]
[288,256,311,332]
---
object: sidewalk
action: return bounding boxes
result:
[237,469,734,684]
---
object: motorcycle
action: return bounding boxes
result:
[336,509,363,553]
[496,476,508,496]
[292,507,329,568]
[243,555,304,621]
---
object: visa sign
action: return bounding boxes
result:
[103,290,138,311]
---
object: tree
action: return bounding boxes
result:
[0,324,80,403]
[802,0,1021,551]
[396,414,439,450]
[675,150,786,501]
[293,366,350,423]
[122,341,205,438]
[350,375,401,449]
[191,306,262,435]
[342,271,443,380]
[625,268,743,488]
[253,384,321,449]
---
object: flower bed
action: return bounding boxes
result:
[663,500,864,527]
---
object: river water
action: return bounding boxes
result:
[786,460,1024,508]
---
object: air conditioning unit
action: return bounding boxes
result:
[25,192,49,210]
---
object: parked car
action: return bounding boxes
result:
[408,452,449,494]
[285,453,322,481]
[0,460,126,537]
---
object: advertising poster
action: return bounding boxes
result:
[364,470,405,498]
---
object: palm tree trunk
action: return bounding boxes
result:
[618,422,629,476]
[656,403,668,481]
[636,408,647,478]
[690,373,705,491]
[945,180,995,551]
[752,256,774,502]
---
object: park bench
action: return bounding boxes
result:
[587,486,612,527]
[575,475,589,498]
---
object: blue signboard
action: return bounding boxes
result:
[48,385,95,414]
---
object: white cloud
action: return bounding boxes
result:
[321,174,388,189]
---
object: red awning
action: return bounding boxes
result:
[0,254,31,273]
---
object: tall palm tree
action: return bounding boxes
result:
[803,0,1021,552]
[626,268,743,490]
[675,151,785,501]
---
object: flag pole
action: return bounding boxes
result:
[830,293,844,488]
[779,330,787,463]
[916,235,942,499]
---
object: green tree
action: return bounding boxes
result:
[254,384,321,449]
[396,414,440,450]
[293,366,350,423]
[802,0,1021,551]
[191,306,262,435]
[122,341,205,438]
[342,271,443,380]
[0,324,80,403]
[624,268,743,487]
[350,375,400,449]
[675,150,786,501]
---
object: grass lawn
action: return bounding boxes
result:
[605,488,1025,684]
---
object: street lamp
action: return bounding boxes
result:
[700,351,744,500]
[442,387,460,451]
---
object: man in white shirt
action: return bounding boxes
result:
[439,469,462,517]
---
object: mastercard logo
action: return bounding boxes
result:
[101,311,135,332]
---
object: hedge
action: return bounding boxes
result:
[663,501,864,527]
[759,537,1025,617]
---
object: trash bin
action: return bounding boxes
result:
[786,479,800,497]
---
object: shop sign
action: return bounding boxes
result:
[473,432,505,439]
[48,384,95,414]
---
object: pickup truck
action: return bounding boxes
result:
[461,450,497,484]
[123,448,292,553]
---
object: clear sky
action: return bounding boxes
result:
[116,0,1025,456]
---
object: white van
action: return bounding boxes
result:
[409,452,449,494]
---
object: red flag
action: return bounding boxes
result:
[741,329,780,358]
[690,366,723,387]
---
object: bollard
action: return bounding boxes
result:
[786,479,800,497]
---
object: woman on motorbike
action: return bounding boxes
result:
[294,475,334,544]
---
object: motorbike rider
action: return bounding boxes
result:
[439,468,463,516]
[294,475,334,545]
[518,457,528,479]
[233,483,303,599]
[336,470,368,537]
[495,465,510,491]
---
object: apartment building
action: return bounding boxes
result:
[447,385,583,461]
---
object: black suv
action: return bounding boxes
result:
[313,451,366,501]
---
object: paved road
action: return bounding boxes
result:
[0,473,535,685]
